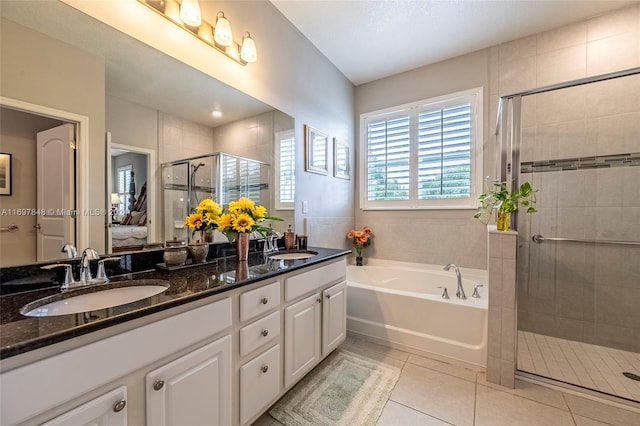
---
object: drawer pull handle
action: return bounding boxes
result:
[261,329,269,337]
[317,298,322,303]
[261,297,269,305]
[153,380,165,391]
[326,294,331,299]
[261,365,269,373]
[113,399,126,413]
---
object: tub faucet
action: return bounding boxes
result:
[80,248,100,284]
[444,263,466,300]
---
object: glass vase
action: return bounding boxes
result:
[201,229,214,243]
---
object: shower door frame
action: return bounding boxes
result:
[497,66,640,403]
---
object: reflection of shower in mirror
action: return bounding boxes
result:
[190,162,206,205]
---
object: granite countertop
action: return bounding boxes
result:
[0,247,350,360]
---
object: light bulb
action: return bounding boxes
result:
[214,12,233,47]
[240,32,257,63]
[179,0,202,27]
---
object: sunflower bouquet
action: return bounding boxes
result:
[215,197,282,242]
[184,198,223,240]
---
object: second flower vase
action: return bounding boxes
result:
[236,232,250,261]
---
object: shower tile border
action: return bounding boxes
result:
[521,152,640,173]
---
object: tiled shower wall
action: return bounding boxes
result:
[516,73,640,353]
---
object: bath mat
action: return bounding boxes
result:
[269,349,401,426]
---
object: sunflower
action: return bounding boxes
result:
[215,213,232,231]
[184,213,204,230]
[196,199,222,216]
[254,205,266,219]
[231,213,255,233]
[229,197,255,213]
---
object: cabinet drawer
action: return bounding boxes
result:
[240,345,281,425]
[285,259,346,301]
[240,281,280,322]
[240,310,281,357]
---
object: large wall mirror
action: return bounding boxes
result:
[0,1,294,267]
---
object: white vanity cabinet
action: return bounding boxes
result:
[238,282,282,425]
[0,298,232,426]
[42,386,128,426]
[146,335,232,426]
[284,293,322,388]
[283,259,347,389]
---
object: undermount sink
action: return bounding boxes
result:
[21,279,170,317]
[268,251,318,260]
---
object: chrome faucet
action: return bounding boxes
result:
[41,263,78,291]
[444,263,466,300]
[61,244,77,258]
[80,248,100,283]
[263,229,282,255]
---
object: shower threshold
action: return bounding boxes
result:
[517,331,640,403]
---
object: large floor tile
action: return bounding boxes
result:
[347,336,411,362]
[390,363,476,426]
[477,373,569,410]
[407,354,479,383]
[563,394,640,426]
[475,384,575,426]
[376,400,452,425]
[573,414,615,426]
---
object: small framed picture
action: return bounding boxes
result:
[333,139,350,180]
[304,124,328,175]
[0,153,12,196]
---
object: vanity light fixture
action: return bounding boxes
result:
[214,12,233,47]
[240,32,257,63]
[139,0,257,66]
[179,0,201,27]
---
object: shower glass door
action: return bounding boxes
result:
[514,72,640,403]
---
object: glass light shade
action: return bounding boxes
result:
[111,193,121,204]
[214,12,233,46]
[179,0,202,27]
[240,33,257,63]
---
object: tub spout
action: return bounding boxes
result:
[444,263,466,300]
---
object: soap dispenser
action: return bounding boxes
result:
[284,224,295,250]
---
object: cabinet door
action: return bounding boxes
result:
[284,293,321,388]
[322,280,347,356]
[146,335,231,426]
[240,344,281,425]
[42,386,127,426]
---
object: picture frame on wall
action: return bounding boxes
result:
[333,138,350,180]
[304,124,328,175]
[0,153,12,196]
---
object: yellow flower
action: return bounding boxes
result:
[254,205,267,219]
[231,213,255,233]
[215,213,232,231]
[185,213,204,230]
[229,197,255,213]
[196,198,222,216]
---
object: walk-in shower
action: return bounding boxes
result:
[162,152,269,243]
[498,68,640,404]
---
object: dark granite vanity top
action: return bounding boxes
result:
[0,247,350,360]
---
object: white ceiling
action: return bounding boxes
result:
[271,0,638,85]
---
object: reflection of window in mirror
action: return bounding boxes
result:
[117,165,132,217]
[275,130,295,210]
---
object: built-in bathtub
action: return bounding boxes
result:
[346,259,488,367]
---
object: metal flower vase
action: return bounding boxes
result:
[236,232,250,261]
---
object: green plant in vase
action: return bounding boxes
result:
[473,180,537,231]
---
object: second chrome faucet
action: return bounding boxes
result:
[443,263,466,300]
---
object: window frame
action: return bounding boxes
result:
[359,87,483,210]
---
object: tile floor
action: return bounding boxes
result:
[254,335,640,426]
[518,331,640,402]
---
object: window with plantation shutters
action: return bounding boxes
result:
[221,155,262,206]
[117,165,132,215]
[275,130,295,210]
[360,87,482,210]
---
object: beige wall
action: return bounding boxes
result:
[355,50,491,269]
[0,17,106,252]
[0,108,62,266]
[354,3,640,269]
